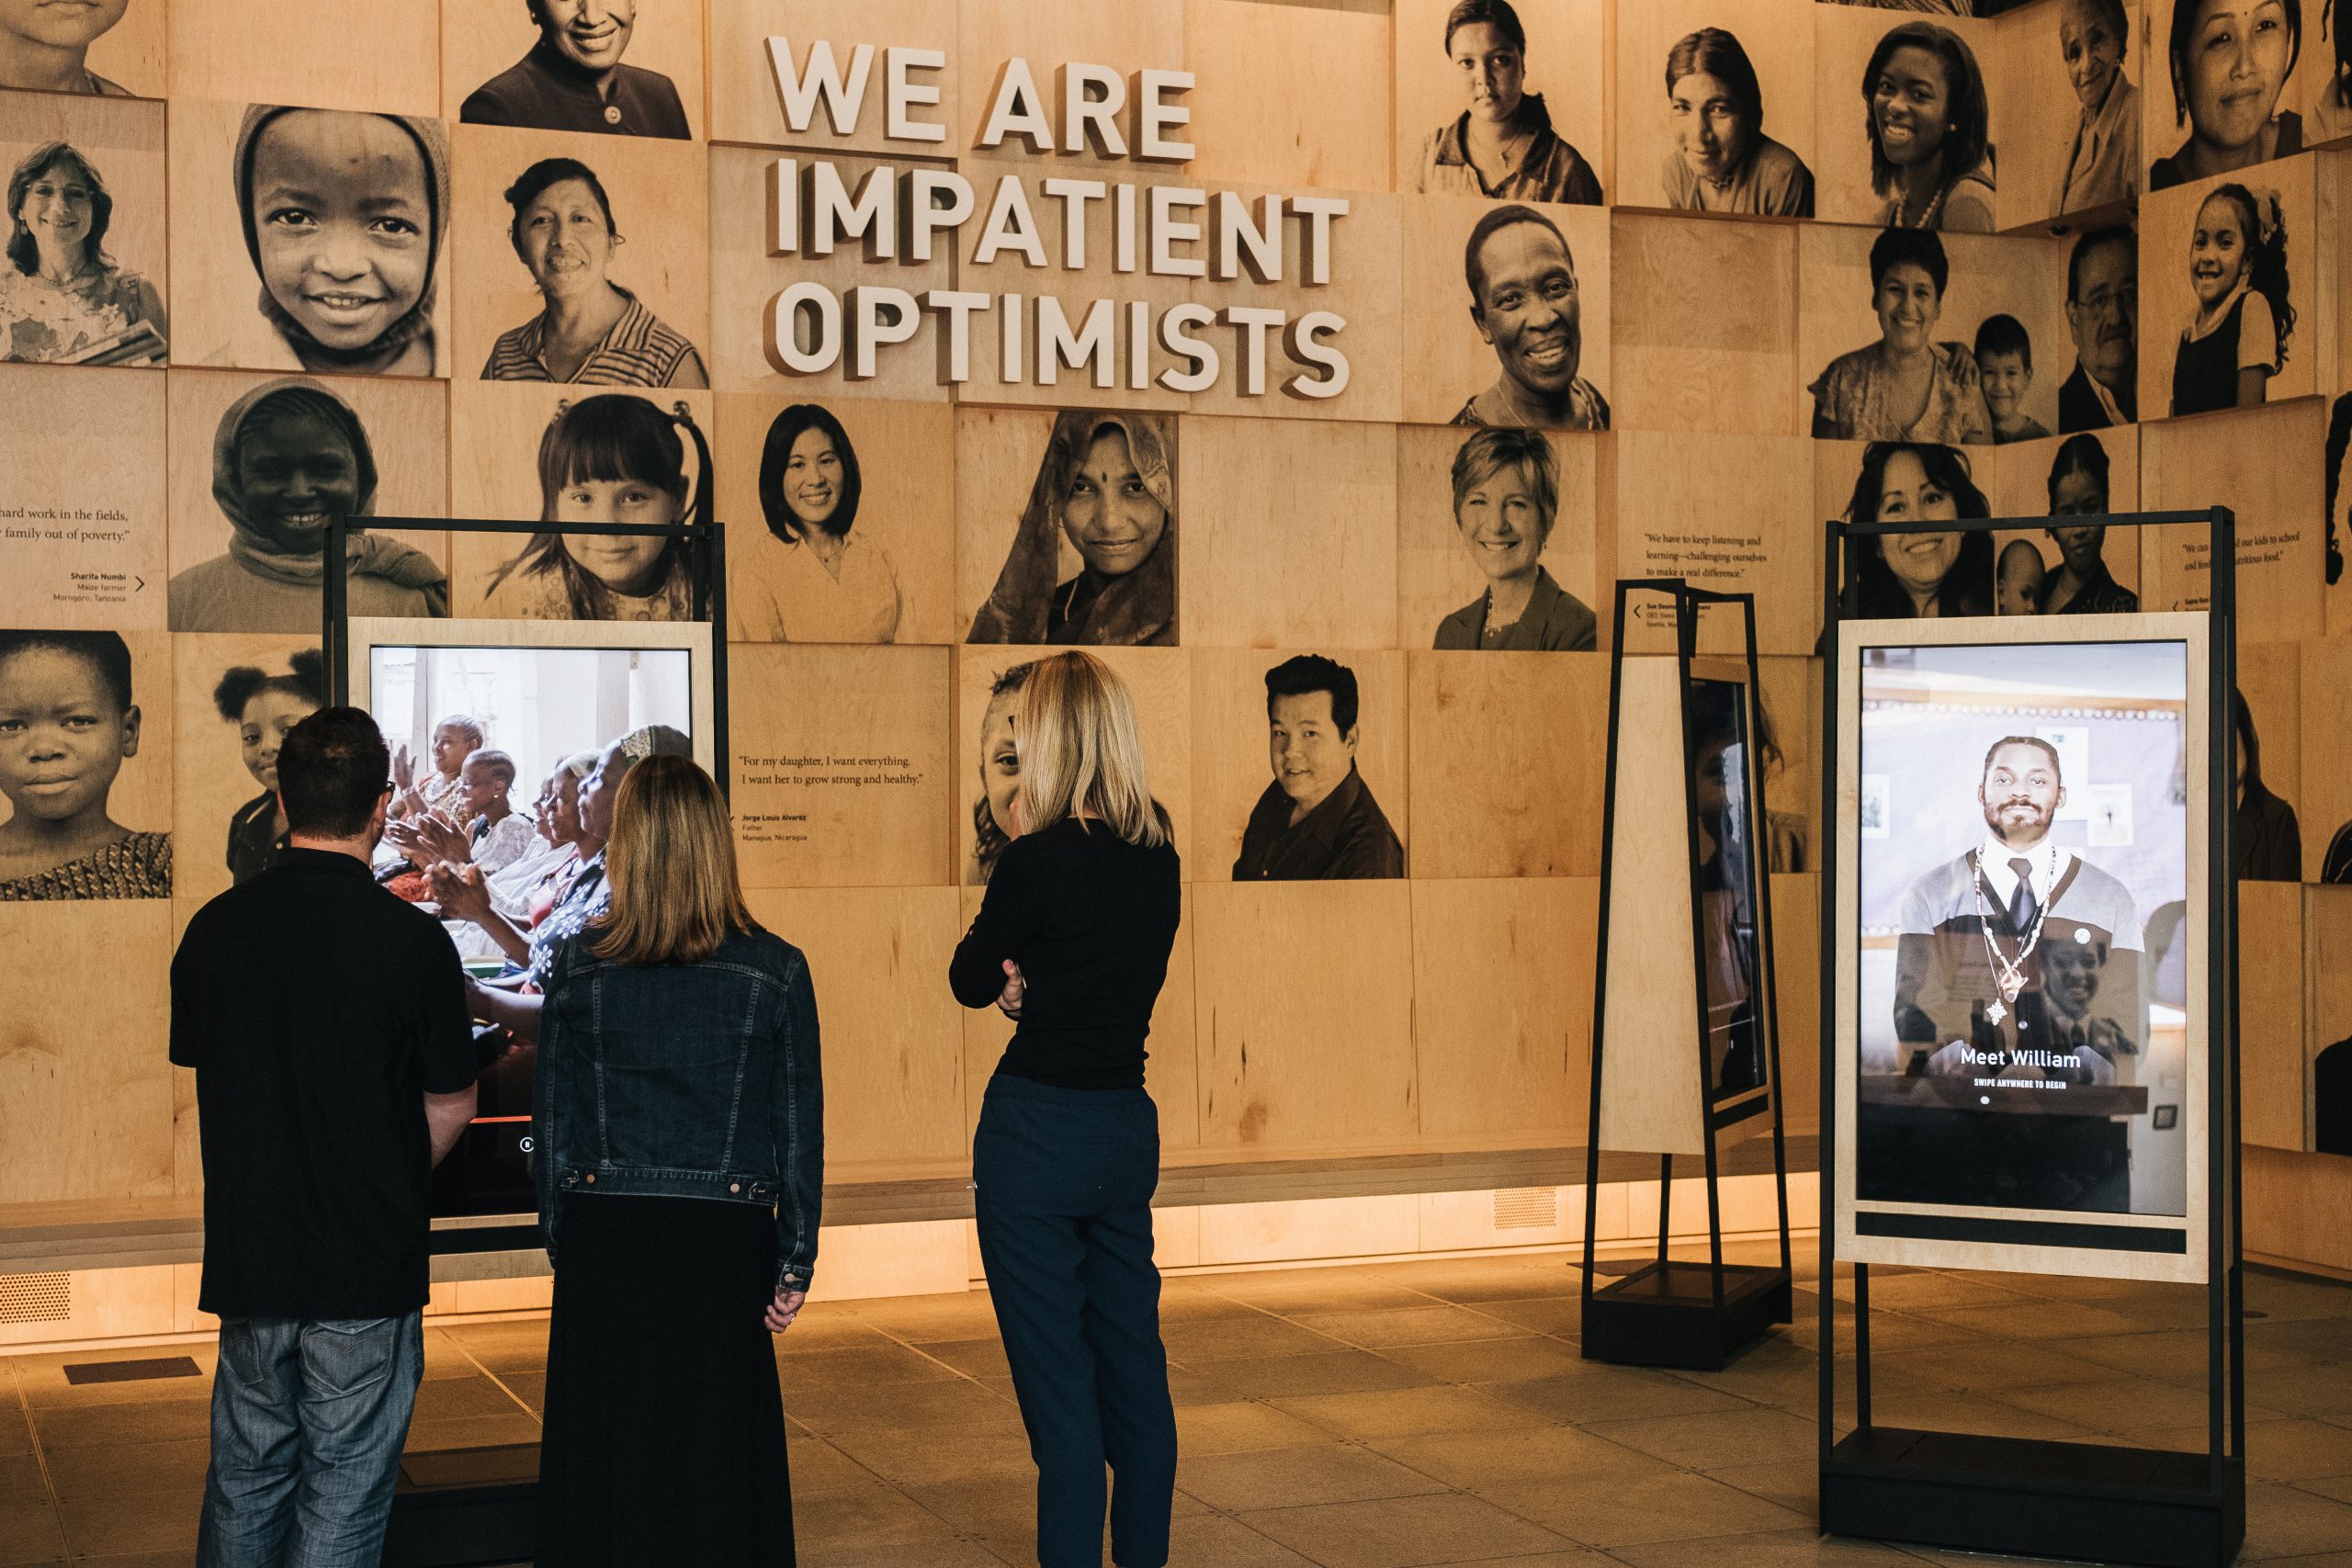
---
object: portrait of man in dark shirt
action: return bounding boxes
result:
[460,0,690,139]
[1232,654,1404,881]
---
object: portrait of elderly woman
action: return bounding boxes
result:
[1659,28,1815,217]
[1432,428,1596,650]
[733,403,899,644]
[967,411,1176,647]
[0,141,164,364]
[2151,0,2304,189]
[967,660,1034,886]
[1859,20,1996,231]
[1809,228,1991,444]
[1414,0,1601,203]
[0,0,130,94]
[1454,205,1608,431]
[169,378,448,634]
[461,0,689,140]
[1845,440,1995,619]
[483,157,703,388]
[2051,0,2142,214]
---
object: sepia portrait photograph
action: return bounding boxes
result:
[0,625,169,899]
[0,89,164,366]
[168,633,321,900]
[1396,423,1600,651]
[2311,0,2352,142]
[1614,0,1821,217]
[1813,5,2000,231]
[166,366,449,635]
[2053,221,2142,431]
[168,99,451,380]
[1193,649,1408,884]
[2329,391,2349,631]
[2002,0,2146,226]
[1400,194,1612,430]
[0,0,162,97]
[1393,0,1608,204]
[2235,642,2305,882]
[956,645,1191,887]
[447,0,700,141]
[449,125,707,390]
[2139,157,2317,419]
[1799,224,2074,446]
[719,395,953,647]
[1821,436,1997,619]
[1988,427,2146,617]
[2146,0,2321,189]
[449,379,712,623]
[2310,886,2352,1154]
[958,407,1178,649]
[0,359,165,629]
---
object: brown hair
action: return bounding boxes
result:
[591,754,754,965]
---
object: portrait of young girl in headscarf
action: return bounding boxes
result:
[483,392,710,621]
[167,378,450,634]
[209,104,448,378]
[967,410,1177,648]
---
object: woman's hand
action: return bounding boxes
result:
[765,1287,808,1335]
[390,742,416,793]
[995,960,1025,1019]
[415,811,472,865]
[430,862,494,925]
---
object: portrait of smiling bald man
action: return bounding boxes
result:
[1452,204,1611,432]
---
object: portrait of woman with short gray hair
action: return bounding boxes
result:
[1432,428,1596,650]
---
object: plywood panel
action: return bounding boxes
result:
[1392,0,1606,200]
[2241,878,2305,1150]
[0,92,167,360]
[2138,158,2322,419]
[1178,415,1396,649]
[0,363,167,630]
[1811,5,2003,231]
[1408,875,1594,1143]
[957,882,1202,1156]
[445,379,710,609]
[1611,210,1798,435]
[1190,878,1417,1151]
[729,642,951,889]
[2302,638,2352,885]
[165,367,449,635]
[173,0,438,112]
[165,98,454,378]
[718,393,957,645]
[1617,429,1817,656]
[1397,194,1611,429]
[0,626,174,872]
[743,885,967,1177]
[2245,1144,2352,1273]
[1611,0,1822,216]
[444,0,704,136]
[1191,646,1408,882]
[170,633,317,904]
[1771,872,1820,1136]
[1396,425,1600,649]
[2305,886,2352,1154]
[953,644,1191,883]
[52,0,165,98]
[446,124,709,389]
[1405,651,1604,879]
[0,901,174,1201]
[2141,399,2326,642]
[1182,0,1388,192]
[1995,0,2148,229]
[711,2,962,154]
[1757,657,1819,876]
[955,0,1186,157]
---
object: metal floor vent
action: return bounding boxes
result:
[0,1272,70,1325]
[63,1356,201,1386]
[1493,1188,1558,1231]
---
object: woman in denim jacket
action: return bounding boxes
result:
[490,753,821,1565]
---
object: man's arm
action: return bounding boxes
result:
[424,1084,478,1168]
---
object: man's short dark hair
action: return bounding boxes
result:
[279,707,391,838]
[2066,223,2134,304]
[1982,735,2061,785]
[1464,204,1569,308]
[1265,655,1360,736]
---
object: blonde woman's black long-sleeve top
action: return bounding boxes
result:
[949,818,1182,1089]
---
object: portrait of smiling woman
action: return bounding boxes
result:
[461,0,688,140]
[1859,20,1996,231]
[1809,227,1991,444]
[483,157,703,388]
[1659,28,1815,216]
[1432,428,1597,650]
[968,411,1177,648]
[1414,0,1602,202]
[732,403,899,644]
[2152,0,2304,188]
[0,140,164,364]
[1845,439,1995,619]
[0,0,130,94]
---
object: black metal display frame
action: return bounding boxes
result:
[322,512,730,1568]
[1582,579,1794,1371]
[1817,506,2245,1568]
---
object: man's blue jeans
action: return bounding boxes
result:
[197,1312,424,1568]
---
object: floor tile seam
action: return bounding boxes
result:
[841,1322,1026,1409]
[440,1336,542,1427]
[11,1361,63,1521]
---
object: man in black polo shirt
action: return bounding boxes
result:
[1232,654,1405,880]
[172,708,476,1566]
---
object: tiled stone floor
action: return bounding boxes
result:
[5,1240,2351,1566]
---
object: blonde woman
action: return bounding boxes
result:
[948,651,1181,1568]
[476,752,820,1565]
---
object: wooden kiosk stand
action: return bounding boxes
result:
[1581,580,1794,1371]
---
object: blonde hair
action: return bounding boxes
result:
[592,754,755,965]
[1012,652,1169,850]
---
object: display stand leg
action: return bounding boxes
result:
[383,1446,539,1568]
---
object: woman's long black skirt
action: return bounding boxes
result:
[537,1193,795,1566]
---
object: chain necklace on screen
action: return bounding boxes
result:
[1967,842,2061,1024]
